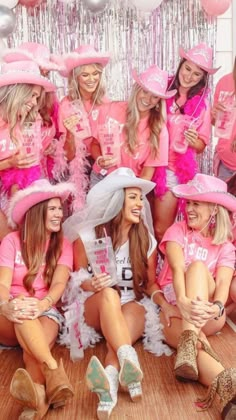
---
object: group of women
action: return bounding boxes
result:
[0,39,235,420]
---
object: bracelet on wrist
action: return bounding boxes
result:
[213,300,225,320]
[42,295,54,308]
[151,290,164,303]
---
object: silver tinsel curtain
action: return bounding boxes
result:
[8,0,217,173]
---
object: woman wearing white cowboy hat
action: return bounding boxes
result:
[62,167,176,419]
[53,44,111,211]
[157,173,236,419]
[89,64,176,188]
[152,42,219,243]
[0,179,75,419]
[1,41,64,183]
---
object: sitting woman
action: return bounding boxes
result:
[157,173,236,419]
[0,180,75,419]
[62,167,177,420]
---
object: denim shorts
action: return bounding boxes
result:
[41,307,64,330]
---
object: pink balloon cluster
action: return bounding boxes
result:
[200,0,232,17]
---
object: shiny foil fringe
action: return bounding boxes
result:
[8,0,217,174]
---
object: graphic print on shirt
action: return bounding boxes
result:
[183,236,209,268]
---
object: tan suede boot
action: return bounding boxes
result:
[174,330,198,381]
[42,358,74,406]
[10,369,49,419]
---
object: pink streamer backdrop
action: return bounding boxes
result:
[7,0,217,174]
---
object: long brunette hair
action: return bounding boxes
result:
[95,209,150,301]
[20,199,63,294]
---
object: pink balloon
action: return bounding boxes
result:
[200,0,232,16]
[19,0,43,7]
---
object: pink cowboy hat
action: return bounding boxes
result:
[132,65,177,99]
[179,42,220,75]
[8,179,75,228]
[172,173,236,212]
[0,61,56,92]
[62,44,110,75]
[2,42,60,72]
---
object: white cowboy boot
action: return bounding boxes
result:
[86,356,118,419]
[117,344,143,401]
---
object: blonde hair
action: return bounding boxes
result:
[124,83,165,158]
[67,63,106,104]
[211,204,233,245]
[0,83,42,145]
[20,199,63,294]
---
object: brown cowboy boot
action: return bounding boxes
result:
[42,358,74,406]
[10,369,49,419]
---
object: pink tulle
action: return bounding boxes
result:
[1,166,41,194]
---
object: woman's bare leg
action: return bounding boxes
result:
[152,191,178,242]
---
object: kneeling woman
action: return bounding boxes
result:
[157,173,236,419]
[63,167,176,419]
[0,180,75,419]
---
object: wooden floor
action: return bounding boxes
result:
[1,316,236,420]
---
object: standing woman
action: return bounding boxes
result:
[2,42,62,181]
[56,44,110,209]
[153,43,219,242]
[157,173,236,419]
[211,57,236,181]
[62,167,176,420]
[0,61,56,241]
[90,65,176,187]
[0,180,75,419]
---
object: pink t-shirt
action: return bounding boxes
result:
[0,231,73,299]
[58,96,110,141]
[158,220,235,289]
[167,97,211,172]
[93,101,169,176]
[214,73,236,171]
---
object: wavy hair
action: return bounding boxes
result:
[123,83,165,158]
[37,90,56,127]
[209,204,233,245]
[95,208,150,301]
[169,59,208,113]
[67,63,106,105]
[19,199,63,294]
[0,84,42,145]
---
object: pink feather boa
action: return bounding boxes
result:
[1,166,41,195]
[153,88,209,197]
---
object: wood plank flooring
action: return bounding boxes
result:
[1,317,236,420]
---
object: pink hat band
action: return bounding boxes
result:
[132,65,177,99]
[172,173,236,212]
[0,61,56,92]
[179,43,220,75]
